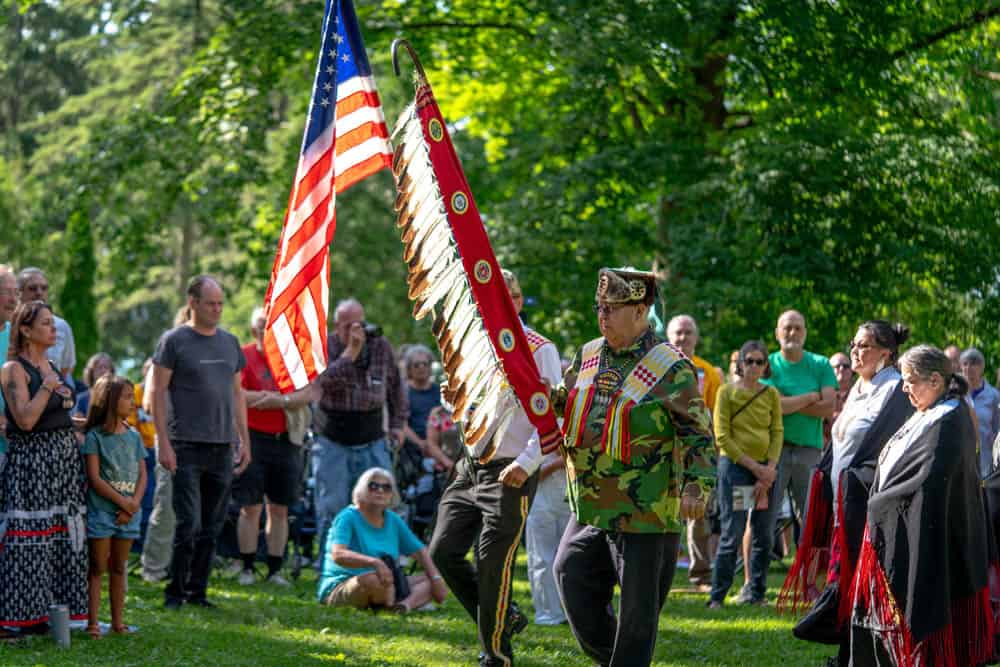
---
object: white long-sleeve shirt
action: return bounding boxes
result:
[830,367,901,517]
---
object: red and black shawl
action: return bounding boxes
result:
[850,399,993,666]
[780,381,913,645]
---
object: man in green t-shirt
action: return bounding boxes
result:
[761,310,837,535]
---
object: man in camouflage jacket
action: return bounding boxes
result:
[553,267,716,667]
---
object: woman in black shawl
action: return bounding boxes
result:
[850,344,993,666]
[780,322,913,660]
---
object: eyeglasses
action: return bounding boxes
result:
[833,362,852,370]
[410,361,430,368]
[592,302,628,317]
[849,341,879,353]
[368,482,392,493]
[743,358,766,367]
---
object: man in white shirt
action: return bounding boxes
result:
[429,270,561,667]
[16,267,76,380]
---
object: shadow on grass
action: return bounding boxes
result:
[0,556,831,666]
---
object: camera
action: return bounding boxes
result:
[362,321,383,338]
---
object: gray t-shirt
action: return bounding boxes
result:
[153,325,246,444]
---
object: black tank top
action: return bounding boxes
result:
[4,357,74,435]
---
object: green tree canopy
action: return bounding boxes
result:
[2,0,998,371]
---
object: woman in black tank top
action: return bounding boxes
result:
[0,301,87,636]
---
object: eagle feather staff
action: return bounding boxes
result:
[389,39,562,463]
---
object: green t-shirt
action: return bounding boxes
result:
[762,350,838,449]
[81,429,146,514]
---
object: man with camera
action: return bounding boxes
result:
[313,298,408,556]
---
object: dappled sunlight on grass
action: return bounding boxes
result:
[0,555,832,666]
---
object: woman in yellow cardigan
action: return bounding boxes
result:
[708,340,784,608]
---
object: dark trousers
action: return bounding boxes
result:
[554,516,679,667]
[165,442,233,602]
[710,456,777,603]
[429,457,537,665]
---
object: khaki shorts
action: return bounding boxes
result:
[324,576,369,608]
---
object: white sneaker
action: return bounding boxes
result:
[223,560,243,577]
[266,573,291,587]
[141,570,166,584]
[238,569,256,586]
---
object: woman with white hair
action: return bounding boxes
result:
[960,347,1000,478]
[317,467,448,612]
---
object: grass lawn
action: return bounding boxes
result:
[0,555,832,666]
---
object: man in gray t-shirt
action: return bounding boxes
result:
[152,275,250,609]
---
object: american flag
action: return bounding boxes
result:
[262,0,391,392]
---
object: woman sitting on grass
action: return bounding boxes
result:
[82,374,147,638]
[318,467,448,613]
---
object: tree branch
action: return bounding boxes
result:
[368,20,533,40]
[890,6,1000,61]
[973,68,1000,81]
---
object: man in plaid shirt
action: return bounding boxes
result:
[313,298,408,555]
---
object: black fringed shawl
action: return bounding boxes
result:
[851,398,993,666]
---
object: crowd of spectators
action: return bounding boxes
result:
[2,261,999,657]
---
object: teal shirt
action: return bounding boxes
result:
[81,429,147,515]
[317,506,425,602]
[762,350,838,448]
[0,322,9,455]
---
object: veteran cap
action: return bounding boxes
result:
[595,267,657,306]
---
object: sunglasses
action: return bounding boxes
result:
[833,362,852,370]
[592,302,628,317]
[410,361,430,368]
[743,358,766,367]
[368,482,392,493]
[849,341,879,352]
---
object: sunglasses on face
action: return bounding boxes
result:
[834,363,851,370]
[368,482,392,493]
[849,341,879,352]
[592,302,628,317]
[743,358,766,367]
[411,361,430,368]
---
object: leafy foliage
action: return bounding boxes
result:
[1,0,998,369]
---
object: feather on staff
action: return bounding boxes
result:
[389,40,562,463]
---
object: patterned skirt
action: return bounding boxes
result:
[0,428,88,627]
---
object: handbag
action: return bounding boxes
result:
[378,554,410,604]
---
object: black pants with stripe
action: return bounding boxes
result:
[429,456,537,665]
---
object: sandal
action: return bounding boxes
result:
[86,624,102,639]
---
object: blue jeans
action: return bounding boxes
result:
[134,447,157,552]
[710,456,777,604]
[312,435,392,557]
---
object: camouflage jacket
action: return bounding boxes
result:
[557,330,716,534]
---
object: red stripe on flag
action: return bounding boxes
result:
[336,90,384,119]
[268,240,332,322]
[335,121,390,156]
[337,153,392,195]
[285,193,334,268]
[293,146,335,212]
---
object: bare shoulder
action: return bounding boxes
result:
[1,359,25,381]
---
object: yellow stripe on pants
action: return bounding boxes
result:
[491,494,529,664]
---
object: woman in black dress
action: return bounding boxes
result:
[0,301,87,637]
